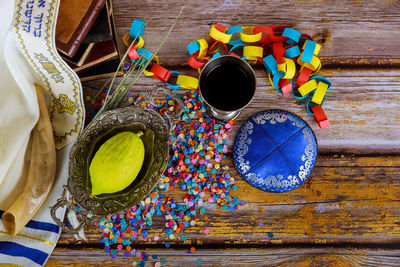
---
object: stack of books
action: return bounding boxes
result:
[56,0,122,81]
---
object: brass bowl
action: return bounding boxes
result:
[68,105,169,215]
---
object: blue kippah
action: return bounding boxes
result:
[234,109,317,192]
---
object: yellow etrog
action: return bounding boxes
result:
[90,131,145,195]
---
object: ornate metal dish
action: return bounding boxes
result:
[50,86,182,233]
[69,107,168,215]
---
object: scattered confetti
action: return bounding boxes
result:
[124,63,131,70]
[93,89,243,264]
[90,21,257,266]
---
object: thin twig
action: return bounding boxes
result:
[93,6,185,118]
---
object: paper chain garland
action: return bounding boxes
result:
[123,20,332,128]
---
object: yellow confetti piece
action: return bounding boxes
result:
[311,81,329,105]
[298,79,318,96]
[177,75,199,90]
[243,46,263,60]
[197,39,208,59]
[210,24,232,43]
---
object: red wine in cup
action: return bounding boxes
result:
[201,61,255,111]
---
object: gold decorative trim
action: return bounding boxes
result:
[0,230,55,246]
[13,0,84,148]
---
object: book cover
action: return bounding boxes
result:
[73,39,118,72]
[76,0,123,81]
[55,0,106,57]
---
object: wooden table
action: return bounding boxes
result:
[47,0,400,265]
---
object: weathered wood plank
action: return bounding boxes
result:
[111,0,400,67]
[82,69,400,153]
[47,247,400,266]
[57,155,400,246]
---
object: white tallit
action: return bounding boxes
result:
[0,0,40,209]
[0,0,85,265]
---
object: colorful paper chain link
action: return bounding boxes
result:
[124,20,332,128]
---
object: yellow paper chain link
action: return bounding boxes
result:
[302,41,321,55]
[240,26,262,43]
[298,79,318,96]
[243,46,263,60]
[197,39,209,59]
[311,81,329,105]
[297,55,321,71]
[281,58,296,79]
[142,55,160,76]
[209,24,232,43]
[123,32,144,49]
[176,75,199,90]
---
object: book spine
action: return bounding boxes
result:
[66,0,106,57]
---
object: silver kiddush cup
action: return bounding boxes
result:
[199,55,256,121]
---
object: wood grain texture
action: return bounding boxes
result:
[56,155,400,247]
[81,68,400,153]
[48,0,400,265]
[47,247,400,266]
[111,0,400,67]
